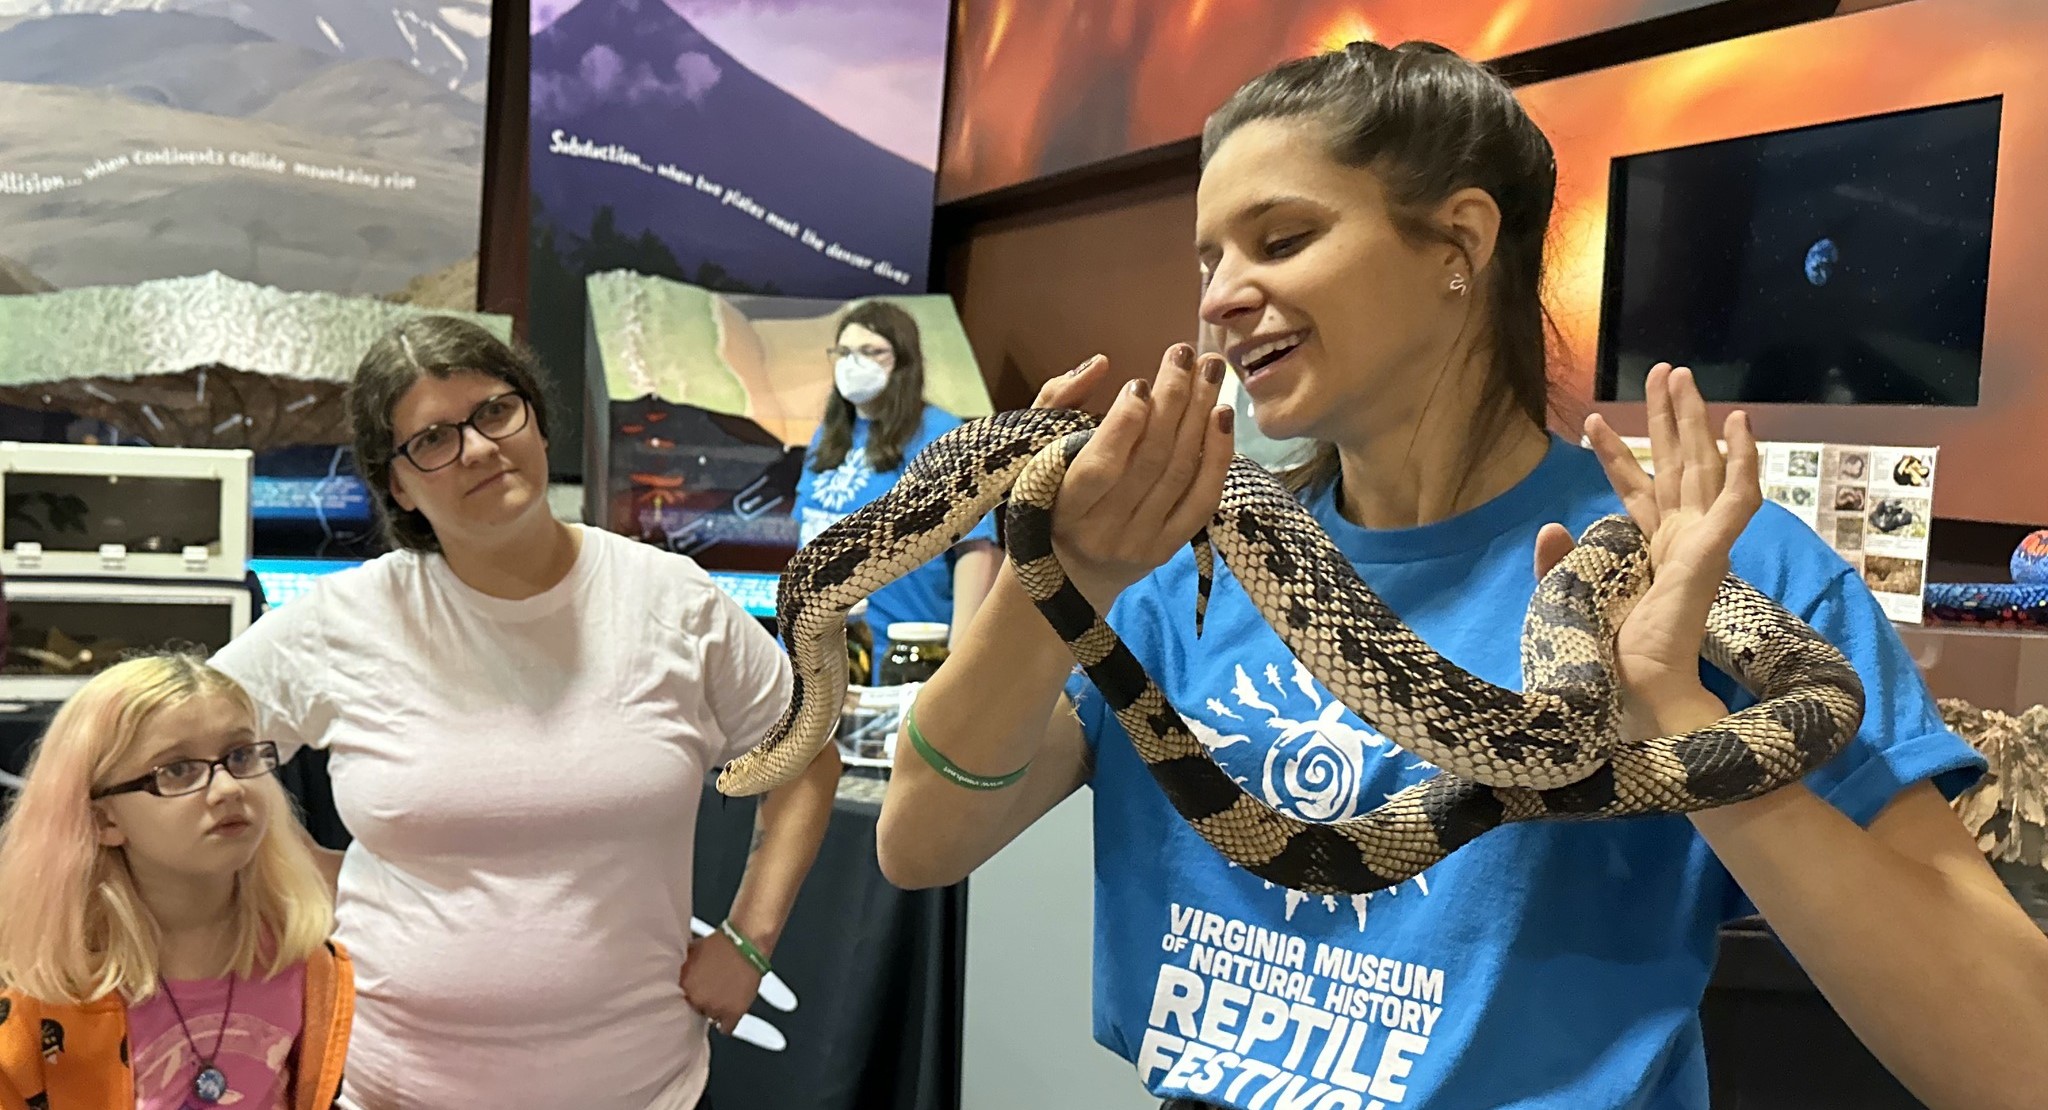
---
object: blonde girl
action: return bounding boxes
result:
[0,653,351,1109]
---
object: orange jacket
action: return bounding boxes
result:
[0,940,352,1110]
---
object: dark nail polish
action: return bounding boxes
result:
[1203,356,1224,385]
[1131,378,1151,400]
[1218,407,1234,433]
[1171,344,1193,370]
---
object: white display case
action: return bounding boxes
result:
[1,580,252,702]
[0,441,252,582]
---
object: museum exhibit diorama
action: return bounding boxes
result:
[0,2,2042,1109]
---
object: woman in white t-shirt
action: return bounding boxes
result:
[211,316,840,1110]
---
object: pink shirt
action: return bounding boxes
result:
[210,528,791,1108]
[127,962,304,1110]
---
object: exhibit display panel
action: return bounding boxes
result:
[1522,0,2048,524]
[528,0,952,477]
[0,0,494,308]
[581,270,991,573]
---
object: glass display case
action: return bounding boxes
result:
[0,441,251,582]
[1,580,251,702]
[1898,622,2048,713]
[1901,621,2048,927]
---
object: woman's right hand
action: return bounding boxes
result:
[1034,343,1236,612]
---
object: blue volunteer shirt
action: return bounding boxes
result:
[1065,434,1984,1110]
[795,404,996,681]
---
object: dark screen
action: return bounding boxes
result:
[1597,96,2002,406]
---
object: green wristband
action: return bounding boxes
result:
[906,703,1030,791]
[719,918,772,976]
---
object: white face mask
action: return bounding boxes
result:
[834,353,890,406]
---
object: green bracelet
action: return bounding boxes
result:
[719,918,773,976]
[905,703,1030,790]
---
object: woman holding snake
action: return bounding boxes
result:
[876,40,2048,1110]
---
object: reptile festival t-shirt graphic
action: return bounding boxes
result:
[1135,658,1444,1109]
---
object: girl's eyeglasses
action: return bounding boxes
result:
[92,741,282,799]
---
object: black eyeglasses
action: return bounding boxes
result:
[92,741,281,799]
[825,344,893,363]
[394,391,531,472]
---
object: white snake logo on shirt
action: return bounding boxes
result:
[1181,659,1435,930]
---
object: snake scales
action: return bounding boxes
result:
[718,407,1867,895]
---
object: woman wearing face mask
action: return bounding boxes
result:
[876,40,2048,1110]
[794,300,1000,679]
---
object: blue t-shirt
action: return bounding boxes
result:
[1064,434,1984,1110]
[794,404,996,681]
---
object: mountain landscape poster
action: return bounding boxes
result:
[0,0,492,306]
[529,0,951,479]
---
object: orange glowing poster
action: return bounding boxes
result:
[941,0,1738,201]
[1522,0,2048,525]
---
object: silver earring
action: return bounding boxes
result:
[1449,274,1469,296]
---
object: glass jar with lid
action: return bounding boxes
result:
[845,598,874,686]
[879,621,949,685]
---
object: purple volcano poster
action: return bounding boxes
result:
[528,0,950,478]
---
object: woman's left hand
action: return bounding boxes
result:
[1536,362,1762,716]
[679,931,765,1036]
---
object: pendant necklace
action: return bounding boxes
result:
[159,973,236,1103]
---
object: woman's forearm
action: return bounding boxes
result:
[1697,784,2048,1109]
[294,822,344,900]
[949,542,1001,646]
[313,845,343,899]
[726,745,841,956]
[1660,689,2048,1109]
[877,560,1090,888]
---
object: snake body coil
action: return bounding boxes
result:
[719,408,1866,894]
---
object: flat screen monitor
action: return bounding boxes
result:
[250,445,373,524]
[249,445,381,560]
[704,569,780,620]
[249,557,367,609]
[1596,96,2003,407]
